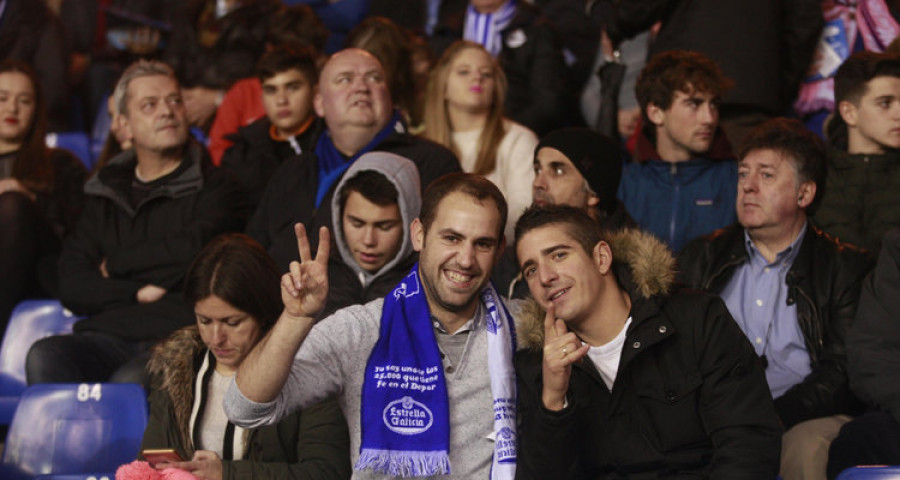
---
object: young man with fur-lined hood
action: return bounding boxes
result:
[512,204,782,478]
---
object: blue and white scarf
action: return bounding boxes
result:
[356,265,517,478]
[313,110,404,208]
[464,0,518,57]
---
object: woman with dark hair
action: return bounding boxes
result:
[0,60,87,329]
[138,233,351,479]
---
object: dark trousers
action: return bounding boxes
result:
[827,410,900,479]
[0,192,58,331]
[25,331,153,385]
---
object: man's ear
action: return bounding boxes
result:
[586,192,600,208]
[839,100,858,127]
[119,114,134,142]
[798,181,817,210]
[592,241,613,275]
[411,218,424,252]
[313,86,325,118]
[646,103,665,126]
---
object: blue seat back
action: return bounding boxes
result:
[2,383,147,477]
[837,466,900,479]
[46,132,94,170]
[0,301,79,413]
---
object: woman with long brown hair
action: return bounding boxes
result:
[423,40,538,240]
[0,60,87,330]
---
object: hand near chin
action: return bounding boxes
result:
[281,223,330,320]
[541,303,589,411]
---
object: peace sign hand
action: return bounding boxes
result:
[541,302,589,411]
[281,223,330,319]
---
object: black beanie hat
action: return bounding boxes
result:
[535,127,625,211]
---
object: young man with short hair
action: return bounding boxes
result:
[320,151,421,318]
[220,46,320,208]
[227,173,518,479]
[514,204,781,478]
[814,51,900,252]
[618,50,737,252]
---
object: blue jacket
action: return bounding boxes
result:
[618,130,737,252]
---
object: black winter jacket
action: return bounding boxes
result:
[678,223,873,428]
[247,129,460,272]
[515,229,782,479]
[847,228,900,422]
[221,117,322,210]
[599,0,822,115]
[59,143,249,341]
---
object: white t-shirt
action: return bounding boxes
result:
[585,317,633,391]
[197,370,233,456]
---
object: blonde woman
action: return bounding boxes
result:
[423,40,537,241]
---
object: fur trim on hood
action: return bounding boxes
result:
[515,228,675,351]
[146,326,205,453]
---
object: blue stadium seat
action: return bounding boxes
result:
[837,466,900,479]
[0,300,79,425]
[46,132,94,170]
[1,383,147,479]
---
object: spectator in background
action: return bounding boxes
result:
[247,48,459,272]
[492,127,633,300]
[596,0,822,150]
[163,0,280,131]
[423,40,538,241]
[281,0,370,54]
[321,152,420,318]
[345,17,422,130]
[618,50,736,252]
[138,233,350,479]
[0,0,70,131]
[431,0,569,136]
[679,118,873,480]
[208,3,328,164]
[0,60,87,332]
[794,0,899,137]
[815,51,900,253]
[25,60,248,385]
[828,228,900,478]
[220,46,320,210]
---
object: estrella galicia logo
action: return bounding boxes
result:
[393,271,420,300]
[495,427,517,463]
[383,396,433,435]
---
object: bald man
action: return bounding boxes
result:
[247,48,461,271]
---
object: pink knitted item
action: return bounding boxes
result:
[115,460,199,480]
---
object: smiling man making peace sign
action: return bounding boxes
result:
[226,173,518,480]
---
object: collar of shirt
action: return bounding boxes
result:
[743,221,807,271]
[432,303,482,336]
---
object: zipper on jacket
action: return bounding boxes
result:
[669,163,679,246]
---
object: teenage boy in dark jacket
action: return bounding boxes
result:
[815,51,900,253]
[26,60,248,384]
[679,118,873,479]
[320,152,420,318]
[514,205,781,479]
[221,46,321,210]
